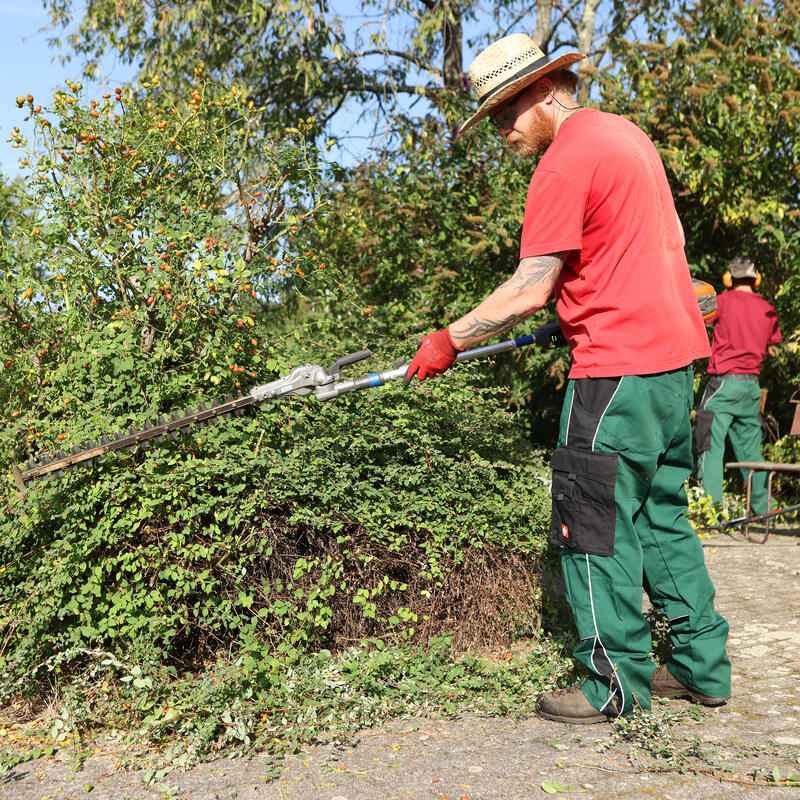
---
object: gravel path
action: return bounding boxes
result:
[3,527,800,800]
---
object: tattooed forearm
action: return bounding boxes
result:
[448,252,565,350]
[453,310,536,341]
[501,253,565,291]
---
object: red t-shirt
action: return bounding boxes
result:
[519,109,710,378]
[708,290,781,375]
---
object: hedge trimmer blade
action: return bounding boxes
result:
[10,357,345,491]
[10,353,372,491]
[11,322,565,491]
[12,393,255,491]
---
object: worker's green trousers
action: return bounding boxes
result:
[696,376,768,515]
[551,366,731,716]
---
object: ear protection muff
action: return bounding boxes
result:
[722,269,761,288]
[722,270,732,288]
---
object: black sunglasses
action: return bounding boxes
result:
[489,99,522,130]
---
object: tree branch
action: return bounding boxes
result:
[352,48,441,77]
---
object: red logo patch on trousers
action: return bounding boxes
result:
[561,523,569,539]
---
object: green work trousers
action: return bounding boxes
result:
[551,366,731,716]
[696,376,768,515]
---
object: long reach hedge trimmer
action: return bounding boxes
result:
[12,322,565,491]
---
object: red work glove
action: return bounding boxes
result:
[404,327,462,387]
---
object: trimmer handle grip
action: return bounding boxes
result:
[328,349,373,377]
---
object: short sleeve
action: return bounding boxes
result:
[519,169,586,259]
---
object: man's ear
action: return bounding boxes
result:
[535,77,555,101]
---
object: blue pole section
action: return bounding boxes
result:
[455,333,537,362]
[455,321,562,362]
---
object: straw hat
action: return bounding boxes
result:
[459,34,584,134]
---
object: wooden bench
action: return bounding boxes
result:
[725,461,800,542]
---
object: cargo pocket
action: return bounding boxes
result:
[694,410,714,454]
[550,446,618,557]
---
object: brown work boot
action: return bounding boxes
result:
[535,684,611,724]
[651,664,729,706]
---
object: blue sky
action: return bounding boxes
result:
[0,3,134,177]
[0,2,411,175]
[0,3,584,175]
[0,3,381,175]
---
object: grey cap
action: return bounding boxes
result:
[729,257,758,279]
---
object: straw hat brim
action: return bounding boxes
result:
[458,51,585,135]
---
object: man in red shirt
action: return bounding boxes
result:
[696,258,782,514]
[404,33,730,723]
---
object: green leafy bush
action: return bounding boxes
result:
[0,73,554,724]
[2,376,552,687]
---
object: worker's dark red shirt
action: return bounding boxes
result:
[708,290,781,375]
[519,108,710,378]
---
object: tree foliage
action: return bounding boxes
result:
[304,111,569,442]
[600,0,800,433]
[42,0,665,140]
[1,70,319,442]
[44,0,360,133]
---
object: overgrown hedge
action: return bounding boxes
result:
[1,370,553,695]
[0,73,565,767]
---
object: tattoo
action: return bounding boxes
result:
[450,252,565,348]
[455,310,537,340]
[501,253,565,291]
